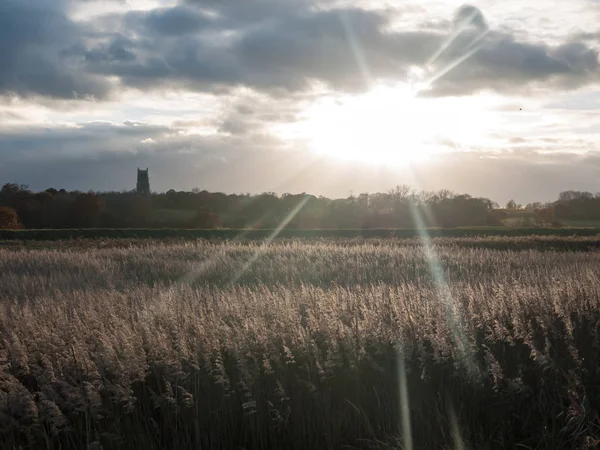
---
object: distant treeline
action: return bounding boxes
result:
[0,183,595,230]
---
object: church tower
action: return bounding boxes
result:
[136,168,150,196]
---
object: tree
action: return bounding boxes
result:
[525,202,543,211]
[437,189,454,201]
[505,200,517,210]
[535,208,556,227]
[1,183,19,196]
[478,198,497,210]
[0,207,22,229]
[390,185,411,201]
[67,194,104,228]
[130,196,152,227]
[559,191,593,202]
[188,208,221,229]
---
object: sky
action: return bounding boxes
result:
[0,0,599,204]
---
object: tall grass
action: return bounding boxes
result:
[1,239,599,449]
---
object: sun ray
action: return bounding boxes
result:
[425,29,491,87]
[340,10,373,86]
[426,8,483,67]
[447,396,467,450]
[390,19,496,436]
[156,153,324,295]
[407,201,477,376]
[397,351,413,450]
[228,195,311,284]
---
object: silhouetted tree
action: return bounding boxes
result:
[188,207,221,228]
[67,194,104,228]
[0,183,531,230]
[535,208,556,227]
[525,202,543,211]
[0,207,22,229]
[559,191,593,202]
[130,196,152,227]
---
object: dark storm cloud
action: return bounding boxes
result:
[81,3,599,97]
[0,0,110,99]
[84,39,137,64]
[141,6,213,36]
[1,1,599,100]
[230,8,401,92]
[83,7,415,94]
[427,30,599,96]
[420,4,599,96]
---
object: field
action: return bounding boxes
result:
[2,227,600,241]
[562,220,600,229]
[1,237,600,449]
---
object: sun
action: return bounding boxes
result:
[293,84,441,165]
[274,82,493,166]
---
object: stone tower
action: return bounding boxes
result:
[136,168,150,196]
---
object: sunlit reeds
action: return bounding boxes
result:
[1,239,599,449]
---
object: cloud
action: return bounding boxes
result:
[1,120,600,203]
[80,3,600,98]
[1,1,598,101]
[426,20,599,96]
[141,6,213,36]
[84,37,137,63]
[217,96,299,136]
[0,0,111,100]
[575,32,600,42]
[0,120,294,193]
[453,4,488,31]
[0,111,25,121]
[0,121,171,164]
[81,7,407,94]
[182,0,317,25]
